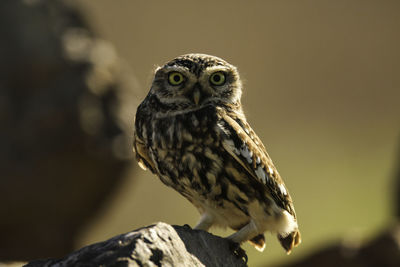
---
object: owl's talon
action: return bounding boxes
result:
[183,224,192,230]
[228,240,248,263]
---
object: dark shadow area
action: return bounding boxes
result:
[0,0,135,260]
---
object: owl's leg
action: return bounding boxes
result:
[193,213,214,231]
[227,220,259,244]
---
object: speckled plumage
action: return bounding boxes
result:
[133,54,301,253]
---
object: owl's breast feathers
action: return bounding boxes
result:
[134,101,296,219]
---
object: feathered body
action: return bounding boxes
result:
[133,54,301,253]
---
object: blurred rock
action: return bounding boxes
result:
[0,0,139,260]
[24,222,247,267]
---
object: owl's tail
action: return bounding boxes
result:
[278,230,301,254]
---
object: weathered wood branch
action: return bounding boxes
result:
[24,222,247,267]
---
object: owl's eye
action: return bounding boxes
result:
[209,72,226,86]
[168,72,184,86]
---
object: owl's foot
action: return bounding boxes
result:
[228,240,248,263]
[278,230,301,254]
[249,233,266,251]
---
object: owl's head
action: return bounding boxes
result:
[149,54,242,111]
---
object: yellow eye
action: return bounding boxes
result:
[210,72,226,86]
[168,72,184,85]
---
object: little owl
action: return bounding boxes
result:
[133,53,301,253]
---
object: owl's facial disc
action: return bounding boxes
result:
[198,66,242,105]
[151,55,242,109]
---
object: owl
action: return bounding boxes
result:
[133,54,301,254]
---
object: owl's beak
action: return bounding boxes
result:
[192,88,201,105]
[191,83,202,105]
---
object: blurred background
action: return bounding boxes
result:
[1,0,399,266]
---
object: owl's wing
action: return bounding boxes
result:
[133,121,157,174]
[217,108,296,217]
